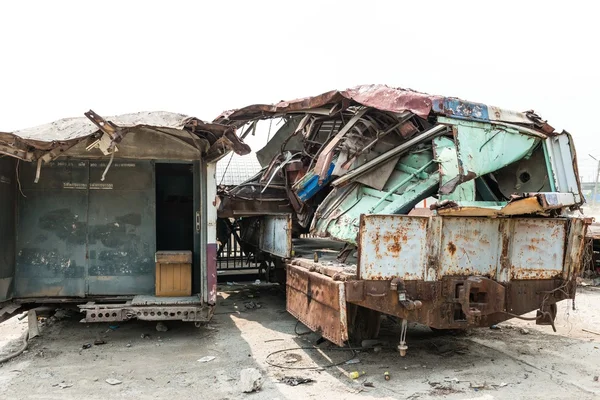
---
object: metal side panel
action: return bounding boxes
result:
[544,134,582,203]
[509,219,567,279]
[259,214,292,258]
[0,158,16,301]
[357,214,575,283]
[87,160,155,295]
[438,217,501,279]
[286,264,348,346]
[358,214,429,280]
[15,161,89,297]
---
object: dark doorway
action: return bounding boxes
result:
[155,163,194,253]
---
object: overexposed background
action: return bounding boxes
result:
[0,0,598,179]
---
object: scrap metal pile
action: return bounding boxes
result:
[216,84,583,246]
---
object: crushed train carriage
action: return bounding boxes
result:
[215,84,589,352]
[0,110,250,324]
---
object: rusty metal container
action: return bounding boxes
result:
[155,251,192,297]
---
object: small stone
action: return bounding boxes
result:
[126,343,131,348]
[105,378,122,385]
[593,376,599,382]
[520,328,530,335]
[156,322,168,332]
[239,368,262,393]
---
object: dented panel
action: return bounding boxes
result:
[259,215,292,258]
[286,264,348,346]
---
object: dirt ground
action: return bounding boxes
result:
[0,284,599,400]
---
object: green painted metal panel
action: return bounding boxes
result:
[312,150,439,244]
[433,136,475,201]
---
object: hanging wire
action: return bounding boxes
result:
[16,159,26,198]
[219,152,235,186]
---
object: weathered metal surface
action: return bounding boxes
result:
[259,215,292,258]
[434,192,579,217]
[79,297,212,323]
[87,160,155,295]
[358,215,429,280]
[0,158,16,301]
[509,219,566,280]
[14,159,156,297]
[0,111,248,163]
[344,277,571,329]
[217,84,547,129]
[432,136,475,201]
[357,214,580,282]
[286,264,348,346]
[437,119,541,195]
[544,133,583,204]
[15,161,89,297]
[288,252,576,331]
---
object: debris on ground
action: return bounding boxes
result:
[141,333,150,339]
[105,378,122,385]
[583,328,600,336]
[280,376,314,386]
[54,382,73,389]
[363,381,374,387]
[344,358,360,365]
[239,368,263,393]
[82,343,92,349]
[520,328,530,335]
[349,371,365,379]
[490,325,501,330]
[384,371,390,381]
[108,325,119,331]
[470,381,488,389]
[156,322,168,332]
[244,301,261,310]
[593,376,599,382]
[94,339,106,346]
[197,356,216,363]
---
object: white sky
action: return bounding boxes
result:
[1,1,598,180]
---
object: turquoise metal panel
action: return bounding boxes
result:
[432,136,475,201]
[312,150,439,244]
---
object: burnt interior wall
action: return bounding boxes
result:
[14,159,156,297]
[0,157,16,301]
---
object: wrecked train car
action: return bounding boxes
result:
[0,111,249,323]
[216,84,588,352]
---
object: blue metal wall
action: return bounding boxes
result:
[15,159,155,298]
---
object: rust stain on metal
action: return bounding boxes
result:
[447,242,457,256]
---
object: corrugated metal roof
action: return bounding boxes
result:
[216,153,262,186]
